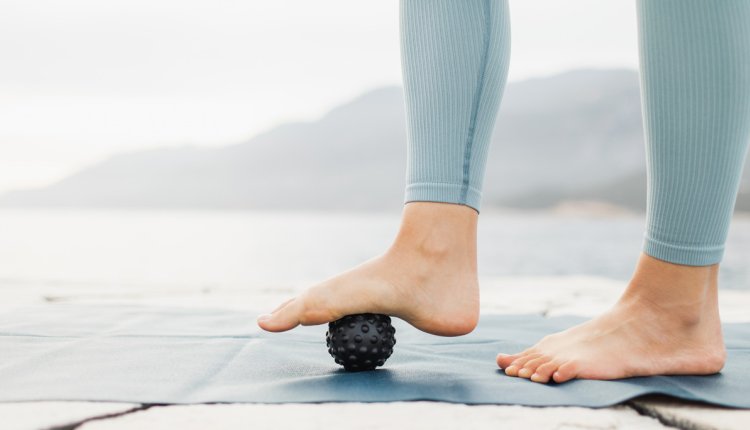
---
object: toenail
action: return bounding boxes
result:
[257,314,273,322]
[504,365,517,374]
[518,368,532,377]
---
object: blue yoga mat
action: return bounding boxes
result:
[1,304,748,407]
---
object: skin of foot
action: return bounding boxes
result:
[496,252,727,383]
[256,201,481,337]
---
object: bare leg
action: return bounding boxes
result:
[258,0,510,336]
[497,0,750,383]
[497,253,725,382]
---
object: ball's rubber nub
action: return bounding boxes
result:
[326,313,396,371]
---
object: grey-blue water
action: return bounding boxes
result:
[0,208,748,292]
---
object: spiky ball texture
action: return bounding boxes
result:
[326,313,396,371]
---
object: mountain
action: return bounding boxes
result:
[2,68,749,212]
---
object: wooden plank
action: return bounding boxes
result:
[80,402,667,430]
[2,402,139,430]
[631,396,750,430]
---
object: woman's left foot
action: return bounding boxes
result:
[496,253,727,383]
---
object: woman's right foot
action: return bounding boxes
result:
[257,202,481,337]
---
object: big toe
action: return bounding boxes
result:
[257,298,303,332]
[496,353,520,369]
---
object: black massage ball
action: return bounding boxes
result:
[326,313,396,371]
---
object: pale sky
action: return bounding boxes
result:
[0,0,638,193]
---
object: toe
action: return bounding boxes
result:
[552,361,579,383]
[530,360,561,384]
[504,352,542,377]
[529,372,550,383]
[518,356,552,379]
[257,298,303,332]
[503,365,520,376]
[497,347,535,368]
[511,352,542,368]
[496,352,521,369]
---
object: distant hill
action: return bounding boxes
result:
[2,68,749,212]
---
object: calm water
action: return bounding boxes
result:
[0,208,748,292]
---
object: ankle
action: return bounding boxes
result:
[619,253,720,327]
[617,293,713,328]
[390,202,478,261]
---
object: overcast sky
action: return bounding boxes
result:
[0,0,638,193]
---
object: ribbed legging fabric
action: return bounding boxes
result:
[400,0,511,213]
[638,0,750,266]
[400,0,750,266]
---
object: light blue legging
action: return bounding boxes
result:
[400,0,750,266]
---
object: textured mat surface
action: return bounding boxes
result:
[1,304,748,408]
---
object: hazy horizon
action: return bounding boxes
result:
[0,0,639,194]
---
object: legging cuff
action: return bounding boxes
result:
[404,182,482,214]
[642,234,724,266]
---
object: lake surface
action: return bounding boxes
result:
[0,208,748,293]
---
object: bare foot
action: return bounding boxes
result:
[257,202,480,337]
[497,253,726,383]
